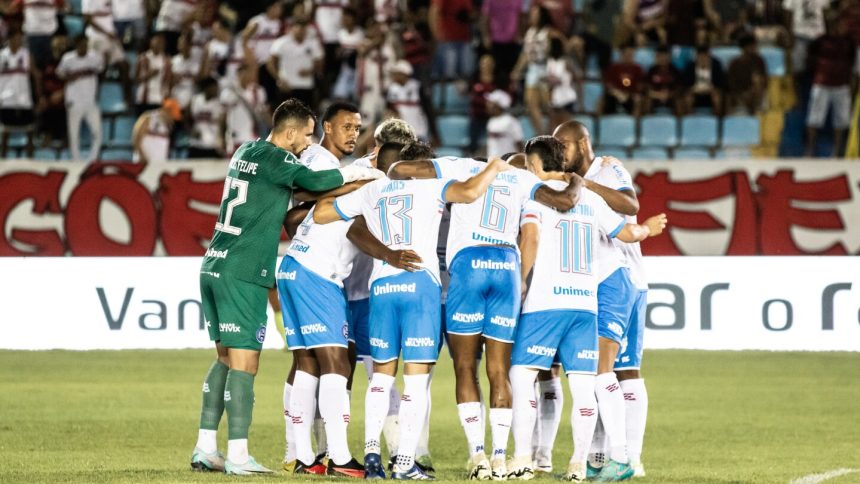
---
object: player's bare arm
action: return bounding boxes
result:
[616,213,668,243]
[293,179,374,203]
[517,222,540,302]
[583,179,640,216]
[283,203,312,238]
[346,215,423,272]
[445,158,513,203]
[533,172,583,212]
[312,197,342,224]
[387,160,438,180]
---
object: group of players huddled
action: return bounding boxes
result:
[191,97,667,482]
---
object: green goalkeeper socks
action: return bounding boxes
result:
[199,359,229,431]
[225,369,255,440]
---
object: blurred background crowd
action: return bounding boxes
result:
[0,0,857,162]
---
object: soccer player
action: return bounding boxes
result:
[388,153,582,480]
[313,154,515,480]
[190,99,381,475]
[507,136,666,482]
[553,121,649,480]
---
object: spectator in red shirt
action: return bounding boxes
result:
[428,0,475,81]
[726,34,766,114]
[468,54,496,154]
[36,33,67,149]
[805,15,856,157]
[644,44,682,114]
[600,44,644,116]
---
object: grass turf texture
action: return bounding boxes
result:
[0,350,858,483]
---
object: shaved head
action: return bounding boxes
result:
[553,121,590,141]
[552,121,593,175]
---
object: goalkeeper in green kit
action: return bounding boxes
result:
[190,99,383,475]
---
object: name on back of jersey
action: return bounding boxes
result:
[229,158,259,175]
[467,166,520,184]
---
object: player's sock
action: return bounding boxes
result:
[568,374,598,465]
[530,381,541,457]
[283,381,296,462]
[620,378,648,465]
[319,374,352,465]
[196,359,228,453]
[589,417,606,465]
[536,376,563,461]
[510,366,538,458]
[396,373,430,470]
[290,370,319,465]
[416,369,433,458]
[595,372,628,464]
[489,408,512,460]
[313,414,327,457]
[365,372,395,455]
[457,401,486,456]
[383,383,401,455]
[225,369,255,464]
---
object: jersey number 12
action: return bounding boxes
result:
[215,176,249,236]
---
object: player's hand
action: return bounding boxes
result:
[384,249,423,272]
[489,157,513,172]
[601,156,622,167]
[644,213,668,236]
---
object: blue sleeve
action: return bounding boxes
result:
[440,179,455,202]
[332,200,351,221]
[432,159,443,179]
[529,182,543,200]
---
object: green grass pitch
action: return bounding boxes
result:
[1,349,859,483]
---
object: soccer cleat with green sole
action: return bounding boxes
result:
[190,447,225,472]
[595,460,634,482]
[224,456,274,475]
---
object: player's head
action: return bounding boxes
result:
[377,142,406,173]
[739,34,757,55]
[373,118,417,148]
[271,98,317,156]
[342,7,357,28]
[198,76,219,98]
[400,142,435,161]
[266,0,283,19]
[552,120,592,175]
[149,32,165,54]
[389,60,413,85]
[291,16,310,40]
[8,29,22,50]
[321,101,361,156]
[74,34,88,56]
[525,136,565,176]
[503,153,527,169]
[485,90,511,117]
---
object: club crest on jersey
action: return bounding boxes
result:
[256,326,266,343]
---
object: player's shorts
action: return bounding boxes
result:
[200,271,268,351]
[446,246,521,343]
[512,309,598,374]
[369,270,442,363]
[615,289,647,371]
[348,297,371,358]
[276,255,349,350]
[597,267,637,343]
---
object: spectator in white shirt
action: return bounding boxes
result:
[57,35,105,162]
[313,0,348,96]
[82,0,131,104]
[386,60,431,141]
[332,7,364,101]
[221,63,271,153]
[112,0,146,51]
[133,98,181,165]
[135,33,172,115]
[188,76,225,158]
[170,31,199,112]
[18,0,63,68]
[154,0,199,55]
[484,89,523,158]
[0,30,41,158]
[242,2,284,106]
[267,16,323,110]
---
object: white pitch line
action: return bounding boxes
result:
[790,468,860,484]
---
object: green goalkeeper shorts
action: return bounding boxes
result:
[200,271,268,351]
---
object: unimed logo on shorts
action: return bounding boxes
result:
[219,323,241,333]
[277,270,297,280]
[577,350,598,360]
[369,337,389,349]
[404,337,435,347]
[452,312,484,323]
[490,315,515,327]
[526,345,557,357]
[607,322,624,337]
[301,323,327,335]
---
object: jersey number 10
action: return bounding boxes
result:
[375,195,414,245]
[556,220,593,274]
[215,176,249,236]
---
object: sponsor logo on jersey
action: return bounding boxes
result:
[553,286,595,297]
[452,312,484,323]
[201,271,220,278]
[224,390,231,401]
[301,323,327,335]
[470,232,514,246]
[467,166,519,184]
[471,259,516,271]
[219,322,241,333]
[373,282,417,296]
[564,204,595,216]
[526,345,557,357]
[381,180,406,193]
[490,315,516,328]
[404,337,435,347]
[607,322,624,337]
[577,349,599,360]
[204,248,229,259]
[228,158,259,175]
[256,326,266,343]
[277,270,297,280]
[369,337,389,349]
[289,242,310,253]
[202,383,210,393]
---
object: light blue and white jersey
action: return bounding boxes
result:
[585,157,645,287]
[431,157,544,267]
[521,181,625,314]
[333,177,453,286]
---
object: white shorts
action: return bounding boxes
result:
[806,84,851,130]
[89,34,125,66]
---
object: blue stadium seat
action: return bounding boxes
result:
[99,82,127,114]
[105,116,136,147]
[437,115,470,148]
[519,116,534,140]
[631,146,669,160]
[582,81,603,113]
[634,47,656,70]
[572,114,595,139]
[639,115,678,147]
[598,115,636,147]
[34,148,58,160]
[760,46,786,76]
[680,115,718,146]
[63,16,85,37]
[594,146,628,159]
[672,46,695,70]
[585,54,601,79]
[435,146,463,157]
[710,46,741,69]
[100,148,134,161]
[673,147,712,160]
[722,115,760,147]
[434,82,469,114]
[68,0,82,13]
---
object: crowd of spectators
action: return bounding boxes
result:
[0,0,857,160]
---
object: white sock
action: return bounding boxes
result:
[313,397,327,457]
[478,377,487,454]
[457,401,485,456]
[290,371,319,465]
[489,408,512,461]
[196,429,217,454]
[283,382,295,462]
[383,383,401,455]
[416,369,433,458]
[319,374,352,465]
[227,438,249,464]
[510,366,538,458]
[568,374,598,465]
[620,378,648,465]
[536,376,564,461]
[589,417,606,466]
[396,373,431,470]
[531,381,541,457]
[594,372,628,464]
[365,372,395,454]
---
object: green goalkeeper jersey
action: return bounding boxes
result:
[200,139,345,288]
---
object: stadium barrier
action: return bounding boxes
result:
[1,256,858,351]
[1,159,859,256]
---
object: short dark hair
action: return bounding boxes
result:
[500,152,518,161]
[400,142,435,160]
[272,98,316,133]
[377,142,406,173]
[739,34,756,49]
[525,136,564,172]
[322,101,360,123]
[655,44,670,54]
[198,76,218,91]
